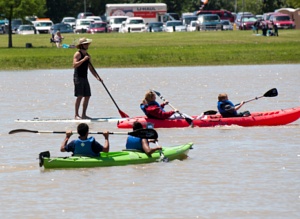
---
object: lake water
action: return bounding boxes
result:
[0,64,299,218]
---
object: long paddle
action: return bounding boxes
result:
[235,88,278,106]
[202,88,279,116]
[8,128,158,139]
[89,62,129,118]
[151,89,194,125]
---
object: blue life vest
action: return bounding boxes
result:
[73,137,99,157]
[141,101,165,116]
[140,103,147,115]
[126,136,143,151]
[217,100,237,117]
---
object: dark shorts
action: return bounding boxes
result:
[74,77,91,97]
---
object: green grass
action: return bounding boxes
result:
[0,30,300,70]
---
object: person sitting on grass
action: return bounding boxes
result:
[54,30,64,48]
[125,121,162,155]
[61,123,109,157]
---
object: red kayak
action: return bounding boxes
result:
[117,106,300,129]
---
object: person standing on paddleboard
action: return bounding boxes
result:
[73,37,102,120]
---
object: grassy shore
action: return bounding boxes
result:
[0,30,300,70]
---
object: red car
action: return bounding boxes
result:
[268,14,295,29]
[87,22,112,33]
[261,12,281,27]
[238,16,258,30]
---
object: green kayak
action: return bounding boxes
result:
[39,142,193,169]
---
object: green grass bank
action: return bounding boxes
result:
[0,30,300,70]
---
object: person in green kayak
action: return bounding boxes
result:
[73,37,103,120]
[61,123,110,157]
[125,121,162,155]
[217,93,250,117]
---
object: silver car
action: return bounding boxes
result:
[163,21,187,32]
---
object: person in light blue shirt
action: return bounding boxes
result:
[125,121,161,155]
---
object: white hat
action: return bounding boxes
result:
[76,37,92,48]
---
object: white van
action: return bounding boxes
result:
[107,16,129,32]
[32,19,53,34]
[119,17,146,33]
[74,19,93,33]
[86,16,102,22]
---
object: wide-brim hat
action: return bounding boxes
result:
[76,37,92,48]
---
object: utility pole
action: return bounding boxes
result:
[235,0,237,13]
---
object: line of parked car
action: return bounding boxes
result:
[234,11,295,30]
[3,10,295,36]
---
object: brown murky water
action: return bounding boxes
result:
[0,65,299,218]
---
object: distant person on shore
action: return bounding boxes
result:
[253,20,260,34]
[217,93,250,117]
[125,121,161,155]
[61,123,110,157]
[271,21,278,36]
[73,37,102,120]
[54,30,63,48]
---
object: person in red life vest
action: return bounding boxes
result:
[125,121,161,155]
[61,123,110,157]
[141,90,178,120]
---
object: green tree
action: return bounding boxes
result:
[286,0,300,8]
[0,0,46,48]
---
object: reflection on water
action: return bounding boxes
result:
[0,65,299,218]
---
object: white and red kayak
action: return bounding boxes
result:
[117,106,300,129]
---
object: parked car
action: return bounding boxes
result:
[237,16,258,30]
[106,16,129,32]
[182,15,198,26]
[119,17,146,33]
[197,14,222,31]
[163,13,181,23]
[221,20,233,30]
[86,16,102,22]
[261,12,281,27]
[12,19,23,33]
[187,21,198,32]
[16,25,36,35]
[234,15,254,30]
[163,21,187,32]
[0,19,8,34]
[51,23,74,34]
[268,14,295,29]
[61,17,76,28]
[77,12,94,19]
[195,10,235,23]
[146,22,163,32]
[32,19,54,34]
[87,22,111,33]
[74,19,93,33]
[255,14,263,21]
[235,12,253,22]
